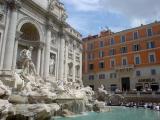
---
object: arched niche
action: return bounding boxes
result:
[20,22,40,41]
[16,22,41,69]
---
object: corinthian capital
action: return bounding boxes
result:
[6,0,21,10]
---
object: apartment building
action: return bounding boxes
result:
[82,21,160,92]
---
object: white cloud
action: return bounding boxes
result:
[100,0,160,26]
[66,16,89,34]
[131,18,146,27]
[110,26,128,33]
[61,0,100,11]
[62,0,160,23]
[61,0,160,36]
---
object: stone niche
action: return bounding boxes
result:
[49,53,56,76]
[16,22,40,69]
[0,3,4,21]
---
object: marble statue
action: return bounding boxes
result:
[20,46,37,76]
[98,84,108,95]
[48,0,57,11]
[49,54,56,75]
[0,0,84,119]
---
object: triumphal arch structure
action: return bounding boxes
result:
[0,0,82,86]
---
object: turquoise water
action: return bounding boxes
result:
[55,107,160,120]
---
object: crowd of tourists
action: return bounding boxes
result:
[124,102,160,111]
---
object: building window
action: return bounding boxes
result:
[120,35,126,43]
[149,54,156,63]
[68,63,73,76]
[109,49,116,56]
[151,69,156,75]
[110,73,116,79]
[89,64,94,70]
[133,31,139,40]
[136,71,141,76]
[122,58,127,65]
[99,41,104,48]
[120,46,127,53]
[75,66,80,77]
[99,74,105,79]
[88,53,94,60]
[89,75,94,80]
[147,28,153,37]
[110,59,115,68]
[132,44,140,51]
[99,61,105,69]
[99,50,104,58]
[110,38,115,45]
[134,56,141,65]
[87,43,94,50]
[147,41,155,49]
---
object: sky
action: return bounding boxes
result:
[61,0,160,37]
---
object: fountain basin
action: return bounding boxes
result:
[55,107,160,120]
[55,98,86,115]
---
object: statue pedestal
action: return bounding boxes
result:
[0,70,15,87]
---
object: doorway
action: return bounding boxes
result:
[151,83,159,91]
[121,77,130,91]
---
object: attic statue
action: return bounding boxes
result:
[48,0,57,11]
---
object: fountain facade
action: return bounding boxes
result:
[0,0,91,119]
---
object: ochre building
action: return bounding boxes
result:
[82,21,160,92]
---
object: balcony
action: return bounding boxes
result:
[115,64,134,72]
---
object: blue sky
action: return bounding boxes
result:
[61,0,160,37]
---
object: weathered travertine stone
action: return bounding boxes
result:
[8,95,28,104]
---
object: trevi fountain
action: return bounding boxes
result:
[0,0,160,120]
[0,0,107,119]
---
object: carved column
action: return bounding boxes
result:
[73,42,76,82]
[3,0,20,70]
[12,31,22,70]
[36,46,42,75]
[79,44,83,86]
[0,1,11,70]
[58,32,65,81]
[43,24,51,78]
[64,39,69,82]
[40,48,44,76]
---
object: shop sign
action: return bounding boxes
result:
[138,78,155,83]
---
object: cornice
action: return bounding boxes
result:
[65,30,82,44]
[21,0,65,27]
